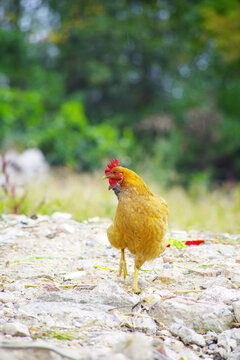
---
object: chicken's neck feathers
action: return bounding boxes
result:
[119,179,153,200]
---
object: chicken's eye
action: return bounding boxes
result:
[113,171,117,174]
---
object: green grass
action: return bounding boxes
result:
[31,327,83,340]
[1,169,240,233]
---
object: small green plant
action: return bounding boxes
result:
[167,238,186,249]
[31,328,83,341]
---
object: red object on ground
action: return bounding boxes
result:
[167,240,205,247]
[185,240,205,246]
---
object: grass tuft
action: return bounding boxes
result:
[1,169,240,234]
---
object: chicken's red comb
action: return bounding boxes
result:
[105,159,119,174]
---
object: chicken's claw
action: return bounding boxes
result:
[127,286,141,294]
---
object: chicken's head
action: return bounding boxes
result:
[103,159,123,188]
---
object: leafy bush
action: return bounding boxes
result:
[0,87,133,169]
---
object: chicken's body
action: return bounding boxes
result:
[104,164,168,292]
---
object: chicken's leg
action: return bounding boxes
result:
[127,265,140,294]
[119,249,127,279]
[132,264,140,293]
[128,256,144,293]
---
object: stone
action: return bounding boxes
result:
[57,223,75,234]
[134,315,157,334]
[51,212,72,220]
[0,347,81,360]
[20,301,120,329]
[86,217,101,223]
[233,301,240,322]
[63,271,86,281]
[176,348,201,360]
[0,293,15,303]
[149,297,233,333]
[2,322,30,337]
[119,313,157,334]
[205,331,218,345]
[170,324,206,346]
[155,343,201,360]
[16,148,49,179]
[0,148,48,187]
[199,286,240,305]
[228,346,240,360]
[91,280,139,306]
[217,329,240,353]
[114,333,153,360]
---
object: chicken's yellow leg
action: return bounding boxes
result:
[131,264,140,293]
[128,256,144,293]
[119,249,127,279]
[127,265,140,294]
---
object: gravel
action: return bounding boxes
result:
[0,213,240,360]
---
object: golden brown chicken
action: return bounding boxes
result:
[103,159,168,292]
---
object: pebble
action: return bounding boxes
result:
[63,271,86,281]
[205,331,218,345]
[0,293,15,303]
[134,315,157,334]
[51,212,72,220]
[57,223,75,234]
[114,333,153,360]
[170,323,206,346]
[2,322,30,337]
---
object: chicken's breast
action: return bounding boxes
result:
[112,190,168,262]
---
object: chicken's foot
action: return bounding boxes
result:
[128,265,141,294]
[119,249,127,280]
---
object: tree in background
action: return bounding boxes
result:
[0,0,240,183]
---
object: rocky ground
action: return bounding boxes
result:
[0,213,240,360]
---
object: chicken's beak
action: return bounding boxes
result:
[103,172,111,180]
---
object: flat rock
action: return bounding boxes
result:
[170,323,206,346]
[199,286,240,305]
[91,280,139,306]
[149,297,233,333]
[20,301,120,329]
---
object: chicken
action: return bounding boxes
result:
[103,159,168,292]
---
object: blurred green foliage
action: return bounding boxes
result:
[0,88,132,169]
[0,0,240,183]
